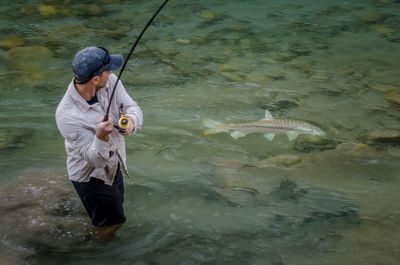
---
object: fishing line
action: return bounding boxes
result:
[104,0,170,121]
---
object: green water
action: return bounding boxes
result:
[1,0,400,264]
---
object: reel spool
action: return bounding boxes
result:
[118,116,130,132]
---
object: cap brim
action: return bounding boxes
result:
[104,54,124,71]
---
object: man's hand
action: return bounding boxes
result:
[119,117,134,136]
[96,116,114,142]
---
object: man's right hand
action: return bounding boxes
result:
[96,116,114,142]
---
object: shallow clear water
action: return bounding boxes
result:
[0,0,400,264]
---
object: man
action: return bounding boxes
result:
[55,46,143,240]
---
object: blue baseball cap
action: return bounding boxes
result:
[72,47,124,82]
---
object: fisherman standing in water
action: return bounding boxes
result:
[55,47,143,240]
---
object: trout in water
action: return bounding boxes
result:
[203,110,324,141]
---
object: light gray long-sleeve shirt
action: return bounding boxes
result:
[55,74,143,185]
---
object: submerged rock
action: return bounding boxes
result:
[335,142,373,153]
[352,9,384,24]
[371,24,397,35]
[383,90,400,106]
[221,72,244,81]
[136,177,360,264]
[156,49,179,56]
[0,36,26,50]
[199,10,222,21]
[370,0,393,7]
[5,46,53,62]
[0,129,32,150]
[243,154,302,168]
[262,154,301,167]
[0,168,90,263]
[20,6,36,16]
[250,41,270,53]
[269,181,360,232]
[209,186,259,208]
[37,5,70,17]
[226,24,250,32]
[265,67,286,80]
[38,5,57,17]
[371,82,400,94]
[191,36,208,45]
[105,31,127,40]
[274,52,298,62]
[176,38,190,44]
[371,23,399,41]
[368,129,400,140]
[288,42,312,56]
[268,179,306,202]
[85,4,105,16]
[4,45,55,83]
[293,135,337,152]
[245,72,272,85]
[370,82,400,105]
[218,64,240,72]
[367,129,400,146]
[334,118,357,130]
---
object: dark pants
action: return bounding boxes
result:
[72,166,126,226]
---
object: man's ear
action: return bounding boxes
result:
[92,76,100,84]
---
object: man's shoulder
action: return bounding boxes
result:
[55,99,86,138]
[56,91,81,121]
[56,80,84,114]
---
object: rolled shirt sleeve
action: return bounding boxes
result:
[59,120,113,169]
[91,135,114,167]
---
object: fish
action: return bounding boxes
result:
[202,110,325,141]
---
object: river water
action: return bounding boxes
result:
[0,0,399,264]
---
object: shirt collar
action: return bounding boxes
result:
[67,78,92,112]
[67,77,112,112]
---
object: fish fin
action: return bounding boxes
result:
[287,131,299,141]
[263,133,275,141]
[203,119,224,136]
[231,131,246,139]
[263,109,274,120]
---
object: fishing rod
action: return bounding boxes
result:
[104,0,170,124]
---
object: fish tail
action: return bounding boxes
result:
[202,119,225,136]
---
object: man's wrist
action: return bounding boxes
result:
[96,134,109,142]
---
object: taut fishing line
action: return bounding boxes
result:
[104,0,170,121]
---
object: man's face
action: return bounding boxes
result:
[96,70,112,88]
